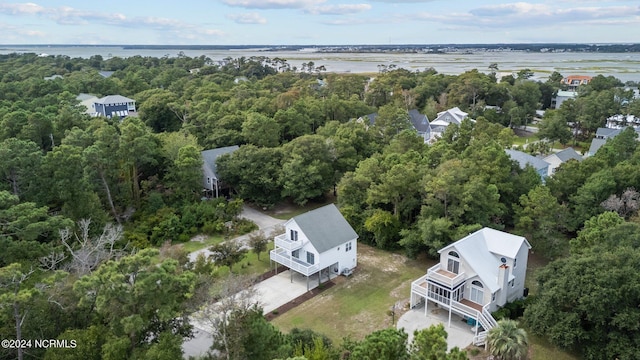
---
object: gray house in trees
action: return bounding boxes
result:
[93,95,137,119]
[201,146,239,198]
[359,109,431,142]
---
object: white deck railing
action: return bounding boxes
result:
[426,264,466,288]
[274,233,303,251]
[269,248,319,276]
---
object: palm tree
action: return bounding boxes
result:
[486,319,529,360]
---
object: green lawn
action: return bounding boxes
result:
[512,133,540,147]
[272,244,431,343]
[180,235,225,253]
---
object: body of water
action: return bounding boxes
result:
[2,45,640,83]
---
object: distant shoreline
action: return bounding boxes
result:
[1,43,640,53]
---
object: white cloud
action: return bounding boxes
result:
[306,4,371,15]
[227,12,267,24]
[0,2,45,15]
[222,0,325,9]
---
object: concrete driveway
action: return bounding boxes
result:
[182,270,312,358]
[182,206,299,358]
[397,303,476,351]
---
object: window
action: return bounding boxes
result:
[207,177,211,184]
[470,281,484,304]
[513,258,517,268]
[306,252,315,265]
[292,249,299,259]
[447,251,460,274]
[492,293,496,302]
[509,279,514,288]
[290,230,298,241]
[346,242,352,252]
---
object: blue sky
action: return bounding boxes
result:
[0,0,639,45]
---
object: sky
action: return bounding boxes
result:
[0,0,639,45]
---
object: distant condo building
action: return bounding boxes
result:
[562,75,592,91]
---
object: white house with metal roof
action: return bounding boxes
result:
[430,107,470,140]
[270,204,358,290]
[410,228,531,346]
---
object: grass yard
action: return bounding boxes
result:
[180,235,225,253]
[272,244,432,344]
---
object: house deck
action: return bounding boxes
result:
[436,269,457,278]
[459,299,483,312]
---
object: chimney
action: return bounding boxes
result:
[497,263,509,306]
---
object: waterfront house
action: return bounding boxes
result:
[270,204,358,290]
[201,146,239,198]
[410,228,531,346]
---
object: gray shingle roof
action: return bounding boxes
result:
[555,147,583,162]
[409,109,430,133]
[95,95,135,104]
[201,146,239,182]
[505,149,549,171]
[293,204,358,253]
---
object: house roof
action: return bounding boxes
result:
[440,228,531,293]
[291,204,358,253]
[201,146,239,181]
[555,90,577,98]
[505,149,549,171]
[95,95,135,105]
[99,71,114,78]
[554,147,583,162]
[595,127,621,139]
[588,138,607,157]
[408,109,430,133]
[361,109,430,134]
[434,107,468,124]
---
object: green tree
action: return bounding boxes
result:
[165,145,203,203]
[280,135,333,205]
[73,249,196,358]
[486,319,529,360]
[514,186,566,259]
[248,230,269,261]
[525,224,640,360]
[242,112,281,147]
[0,138,42,200]
[351,328,409,360]
[569,211,624,254]
[537,110,572,146]
[209,241,247,272]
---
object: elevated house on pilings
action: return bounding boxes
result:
[410,228,531,346]
[269,204,358,291]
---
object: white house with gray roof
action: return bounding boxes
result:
[410,228,531,346]
[430,107,470,140]
[270,204,358,290]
